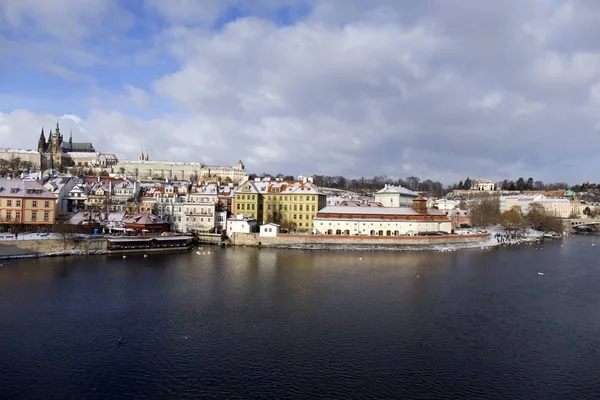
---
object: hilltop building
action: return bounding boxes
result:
[114,158,246,183]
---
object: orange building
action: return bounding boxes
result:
[0,178,57,228]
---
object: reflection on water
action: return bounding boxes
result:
[1,237,600,399]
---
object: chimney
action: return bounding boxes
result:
[412,196,427,214]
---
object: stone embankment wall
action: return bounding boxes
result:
[0,238,107,258]
[195,234,222,245]
[223,233,489,247]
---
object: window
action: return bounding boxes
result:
[16,200,20,207]
[294,205,297,211]
[44,201,50,208]
[299,215,303,219]
[31,211,37,220]
[44,212,49,220]
[32,200,37,207]
[15,212,20,220]
[312,205,315,212]
[6,211,11,219]
[299,205,303,211]
[299,223,303,227]
[294,214,297,219]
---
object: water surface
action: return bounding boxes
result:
[1,237,599,399]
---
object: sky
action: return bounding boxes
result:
[1,0,600,185]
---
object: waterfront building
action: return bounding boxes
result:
[233,177,327,232]
[122,212,170,235]
[374,184,419,207]
[227,214,258,234]
[0,178,57,227]
[260,223,280,237]
[181,184,220,233]
[313,197,452,236]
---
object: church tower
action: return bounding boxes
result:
[38,128,47,152]
[139,148,145,161]
[144,149,149,161]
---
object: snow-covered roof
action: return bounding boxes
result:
[235,179,326,196]
[0,178,56,199]
[375,185,419,197]
[317,205,447,216]
[0,148,40,154]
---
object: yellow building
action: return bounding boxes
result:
[233,177,327,231]
[0,178,57,227]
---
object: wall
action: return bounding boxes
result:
[230,232,489,247]
[0,237,107,258]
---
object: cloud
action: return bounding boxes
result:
[2,0,600,185]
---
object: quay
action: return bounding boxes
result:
[0,235,195,259]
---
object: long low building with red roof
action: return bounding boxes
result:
[314,197,452,236]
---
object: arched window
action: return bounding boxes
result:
[335,229,342,235]
[386,230,391,236]
[344,230,350,235]
[370,230,376,236]
[378,230,384,236]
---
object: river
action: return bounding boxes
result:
[1,236,599,399]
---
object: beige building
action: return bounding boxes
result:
[0,149,42,170]
[114,158,247,183]
[0,178,57,227]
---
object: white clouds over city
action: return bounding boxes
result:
[1,0,600,183]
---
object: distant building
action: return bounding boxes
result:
[471,179,495,191]
[114,157,246,183]
[260,223,280,237]
[37,123,96,170]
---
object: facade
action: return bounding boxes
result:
[43,177,77,215]
[0,149,42,171]
[374,184,419,207]
[64,183,90,212]
[313,198,452,236]
[500,194,572,218]
[233,177,327,231]
[0,178,57,227]
[471,179,495,191]
[182,184,219,233]
[260,223,280,237]
[533,198,572,218]
[114,159,246,183]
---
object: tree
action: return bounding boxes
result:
[469,197,501,227]
[525,203,563,233]
[501,208,525,234]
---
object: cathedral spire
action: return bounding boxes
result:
[55,121,60,136]
[145,149,149,161]
[69,130,73,145]
[139,148,144,161]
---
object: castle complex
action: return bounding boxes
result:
[36,122,101,170]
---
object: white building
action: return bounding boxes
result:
[181,184,220,233]
[260,223,280,237]
[314,200,452,236]
[227,215,258,234]
[433,198,460,211]
[533,198,572,218]
[43,176,76,215]
[374,184,419,207]
[471,179,495,191]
